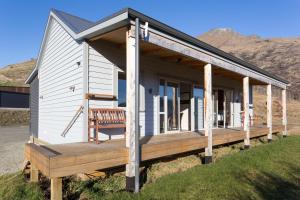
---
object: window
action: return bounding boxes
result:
[118,72,126,107]
[159,79,165,112]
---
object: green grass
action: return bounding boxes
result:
[1,136,300,200]
[0,172,43,200]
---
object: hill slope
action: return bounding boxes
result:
[198,28,300,97]
[0,59,36,87]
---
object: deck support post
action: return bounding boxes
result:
[243,77,250,149]
[267,84,272,142]
[125,19,140,193]
[282,89,287,137]
[204,63,213,164]
[51,178,62,200]
[30,164,39,182]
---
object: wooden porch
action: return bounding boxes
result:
[25,125,284,178]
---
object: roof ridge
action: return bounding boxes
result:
[51,8,95,33]
[51,8,94,24]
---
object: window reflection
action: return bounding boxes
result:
[118,73,126,107]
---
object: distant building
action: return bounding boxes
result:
[0,86,29,108]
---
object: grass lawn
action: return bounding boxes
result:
[1,136,300,200]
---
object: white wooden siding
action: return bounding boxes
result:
[141,71,158,136]
[38,18,83,144]
[88,46,114,109]
[88,45,124,140]
[30,75,39,137]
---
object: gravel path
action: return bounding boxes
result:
[0,126,30,175]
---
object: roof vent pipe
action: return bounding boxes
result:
[144,21,149,40]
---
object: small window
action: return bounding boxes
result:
[118,72,126,107]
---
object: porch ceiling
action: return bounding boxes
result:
[89,27,268,86]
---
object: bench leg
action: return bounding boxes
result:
[51,177,62,200]
[88,119,91,142]
[96,120,99,143]
[30,164,39,182]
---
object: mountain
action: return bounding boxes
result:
[0,59,36,87]
[1,29,299,95]
[198,28,300,98]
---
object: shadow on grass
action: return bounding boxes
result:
[232,161,300,200]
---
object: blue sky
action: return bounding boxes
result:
[0,0,299,67]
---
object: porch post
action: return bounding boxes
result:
[82,41,89,142]
[51,178,62,200]
[243,77,250,149]
[204,63,213,164]
[282,88,287,137]
[30,164,39,182]
[267,84,272,142]
[125,19,140,193]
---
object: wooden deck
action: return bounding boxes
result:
[25,125,284,178]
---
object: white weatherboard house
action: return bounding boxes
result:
[25,8,289,197]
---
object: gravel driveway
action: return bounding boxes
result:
[0,126,30,175]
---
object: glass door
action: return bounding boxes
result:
[193,86,204,130]
[213,90,218,127]
[166,81,180,132]
[159,80,166,133]
[159,79,180,133]
[224,89,233,127]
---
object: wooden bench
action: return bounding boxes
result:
[88,108,126,143]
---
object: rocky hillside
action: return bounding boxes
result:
[198,28,300,98]
[1,29,299,95]
[0,59,36,87]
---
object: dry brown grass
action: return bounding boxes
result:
[0,109,30,126]
[253,91,300,127]
[145,155,201,183]
[0,59,35,87]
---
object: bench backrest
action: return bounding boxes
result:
[89,108,126,125]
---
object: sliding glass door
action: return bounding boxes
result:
[193,86,204,130]
[159,80,166,133]
[167,82,180,131]
[159,79,180,133]
[224,89,233,127]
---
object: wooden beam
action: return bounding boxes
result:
[267,84,272,141]
[85,93,116,100]
[30,164,39,182]
[243,77,250,148]
[51,178,62,200]
[282,89,287,136]
[140,27,286,89]
[141,47,164,56]
[125,22,140,193]
[204,63,213,163]
[180,59,203,66]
